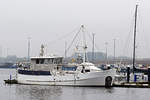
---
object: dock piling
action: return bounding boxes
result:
[127,66,130,83]
[148,67,150,82]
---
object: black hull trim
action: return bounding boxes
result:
[18,70,51,75]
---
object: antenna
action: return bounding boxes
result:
[105,42,108,64]
[65,42,67,58]
[0,45,2,57]
[40,44,44,56]
[6,48,9,57]
[113,39,116,64]
[27,37,31,62]
[92,33,95,62]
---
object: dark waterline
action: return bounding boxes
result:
[0,69,150,100]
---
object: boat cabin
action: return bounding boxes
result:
[30,56,63,71]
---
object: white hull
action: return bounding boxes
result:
[17,69,116,86]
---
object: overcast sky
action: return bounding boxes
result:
[0,0,150,58]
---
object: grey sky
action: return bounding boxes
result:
[0,0,150,58]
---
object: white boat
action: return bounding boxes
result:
[17,25,116,86]
[17,45,116,86]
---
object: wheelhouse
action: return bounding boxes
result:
[29,56,63,71]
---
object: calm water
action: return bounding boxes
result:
[0,69,150,100]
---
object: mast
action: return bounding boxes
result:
[113,39,116,64]
[81,25,87,62]
[133,4,138,73]
[6,48,9,57]
[83,45,87,62]
[65,42,67,59]
[92,33,95,62]
[40,44,44,56]
[27,37,31,62]
[105,42,108,64]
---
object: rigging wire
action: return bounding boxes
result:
[65,26,82,56]
[83,27,102,52]
[119,13,135,63]
[45,26,81,56]
[82,25,87,47]
[63,25,91,62]
[136,6,150,58]
[46,26,80,46]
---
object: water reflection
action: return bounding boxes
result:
[16,85,62,100]
[15,85,114,100]
[58,87,115,100]
[105,88,114,93]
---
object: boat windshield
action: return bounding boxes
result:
[62,66,77,71]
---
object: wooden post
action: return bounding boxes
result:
[127,66,130,83]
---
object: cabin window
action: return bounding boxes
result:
[85,69,90,72]
[49,59,52,64]
[40,59,44,64]
[36,59,39,64]
[35,59,45,64]
[53,59,57,64]
[57,58,62,64]
[62,66,77,71]
[49,58,54,64]
[53,58,62,64]
[44,59,49,64]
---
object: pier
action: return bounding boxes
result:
[113,82,150,88]
[4,79,17,84]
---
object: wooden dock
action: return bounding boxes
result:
[3,79,150,88]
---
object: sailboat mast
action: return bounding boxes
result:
[133,4,138,73]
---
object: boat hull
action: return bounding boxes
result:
[17,69,116,86]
